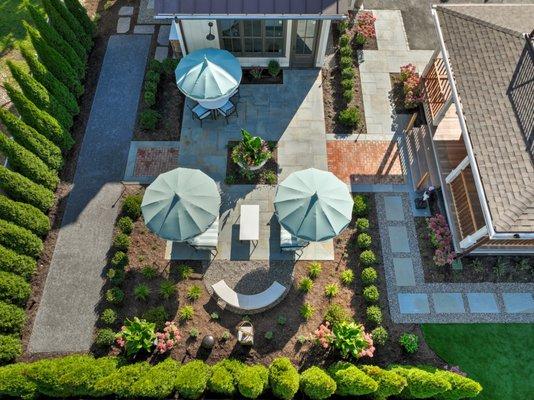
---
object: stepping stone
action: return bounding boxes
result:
[158,25,171,46]
[398,293,430,313]
[116,17,131,34]
[393,258,416,286]
[502,293,534,313]
[432,293,465,313]
[467,293,499,313]
[155,46,169,61]
[134,25,155,34]
[384,196,404,221]
[118,6,134,16]
[387,226,410,253]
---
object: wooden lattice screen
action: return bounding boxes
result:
[422,57,451,122]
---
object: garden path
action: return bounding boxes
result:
[29,35,151,353]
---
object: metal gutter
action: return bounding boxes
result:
[154,14,346,20]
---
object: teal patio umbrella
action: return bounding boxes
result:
[141,168,221,242]
[274,168,353,242]
[175,48,242,102]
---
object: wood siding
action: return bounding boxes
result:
[422,57,451,124]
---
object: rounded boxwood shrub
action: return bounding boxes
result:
[342,89,353,103]
[64,0,96,38]
[110,251,128,269]
[0,362,38,399]
[122,194,143,220]
[371,326,388,346]
[339,45,352,58]
[139,109,161,130]
[360,250,377,266]
[435,370,482,400]
[361,267,377,285]
[100,308,117,325]
[113,233,130,251]
[148,59,163,73]
[338,107,360,127]
[392,366,451,399]
[162,58,179,75]
[341,78,353,91]
[360,365,407,399]
[356,217,369,232]
[20,43,79,116]
[95,328,115,347]
[0,166,55,212]
[0,219,43,258]
[117,216,133,234]
[0,335,22,363]
[129,357,180,399]
[0,301,26,334]
[175,360,211,399]
[4,82,74,150]
[0,108,63,171]
[268,59,281,77]
[92,361,151,398]
[269,357,299,400]
[328,362,378,396]
[363,285,379,303]
[357,232,372,249]
[0,271,31,306]
[237,365,268,399]
[208,359,243,396]
[144,90,156,107]
[366,305,382,325]
[0,195,50,236]
[339,33,350,47]
[300,366,337,400]
[105,287,124,305]
[353,194,368,216]
[340,56,352,69]
[0,132,59,190]
[324,303,351,326]
[0,244,37,280]
[341,67,354,80]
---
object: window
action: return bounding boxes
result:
[219,20,285,57]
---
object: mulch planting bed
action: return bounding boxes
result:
[241,69,283,85]
[225,141,279,185]
[415,218,534,283]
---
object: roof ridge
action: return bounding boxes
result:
[435,5,527,38]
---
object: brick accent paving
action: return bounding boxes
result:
[327,140,405,184]
[134,146,179,177]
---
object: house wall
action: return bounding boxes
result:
[180,20,219,52]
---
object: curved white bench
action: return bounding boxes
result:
[211,280,286,312]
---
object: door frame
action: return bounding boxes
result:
[290,20,321,68]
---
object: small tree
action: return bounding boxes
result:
[64,0,95,37]
[0,167,55,212]
[47,0,92,50]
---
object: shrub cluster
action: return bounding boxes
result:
[0,271,31,307]
[0,301,26,334]
[139,59,164,130]
[0,244,37,280]
[0,195,50,237]
[0,219,43,258]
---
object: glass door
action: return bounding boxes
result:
[291,20,319,67]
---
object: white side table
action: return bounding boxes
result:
[239,205,260,242]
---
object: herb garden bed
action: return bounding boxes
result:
[225,141,279,185]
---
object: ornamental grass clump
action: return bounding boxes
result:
[300,303,314,320]
[308,262,322,279]
[179,305,194,321]
[298,277,313,293]
[324,283,340,298]
[340,269,354,285]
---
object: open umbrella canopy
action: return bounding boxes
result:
[274,168,353,242]
[141,168,221,242]
[175,48,242,101]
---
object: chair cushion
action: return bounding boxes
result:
[218,100,234,115]
[192,103,211,118]
[187,216,219,248]
[280,226,308,249]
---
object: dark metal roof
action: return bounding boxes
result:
[155,0,350,18]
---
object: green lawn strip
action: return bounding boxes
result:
[422,323,534,399]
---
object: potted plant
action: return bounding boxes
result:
[231,129,272,171]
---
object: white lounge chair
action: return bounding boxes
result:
[280,225,309,252]
[211,280,286,312]
[186,216,219,255]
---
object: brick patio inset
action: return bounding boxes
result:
[134,146,179,177]
[327,140,405,184]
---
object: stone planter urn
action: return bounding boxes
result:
[237,158,268,172]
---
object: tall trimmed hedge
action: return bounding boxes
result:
[269,358,299,400]
[64,0,95,37]
[7,60,73,130]
[0,271,31,306]
[27,5,85,78]
[129,358,180,399]
[0,166,55,212]
[47,0,92,50]
[0,244,37,280]
[328,362,378,396]
[392,366,452,399]
[0,108,63,171]
[300,367,337,400]
[0,132,59,190]
[25,22,83,97]
[4,83,74,150]
[0,195,50,236]
[175,360,211,399]
[0,219,43,258]
[208,359,243,396]
[237,365,269,399]
[0,301,26,334]
[19,44,79,116]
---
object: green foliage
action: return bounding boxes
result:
[0,132,59,190]
[0,166,55,212]
[0,195,50,236]
[268,59,281,77]
[308,261,322,279]
[360,250,377,266]
[340,269,354,285]
[277,315,287,326]
[434,370,483,400]
[187,284,202,301]
[189,328,199,338]
[360,365,407,399]
[46,0,92,50]
[162,58,179,75]
[177,264,193,280]
[339,34,350,47]
[0,334,22,363]
[105,287,124,304]
[106,267,124,285]
[4,82,74,150]
[64,0,96,37]
[208,359,243,396]
[298,276,313,293]
[356,217,369,232]
[93,361,151,398]
[113,233,130,251]
[339,45,352,58]
[110,251,128,268]
[324,303,351,326]
[265,331,274,340]
[231,129,272,167]
[117,216,133,234]
[399,332,419,354]
[139,109,160,130]
[19,44,79,116]
[95,328,115,347]
[269,357,299,400]
[328,361,378,396]
[357,232,372,250]
[340,55,352,69]
[148,59,163,73]
[0,301,26,334]
[341,67,354,80]
[300,366,337,400]
[99,308,116,325]
[353,194,368,216]
[366,305,382,326]
[122,194,142,220]
[133,283,151,301]
[331,322,370,358]
[0,218,43,258]
[361,267,378,285]
[0,108,63,171]
[0,362,38,399]
[363,285,379,303]
[392,366,451,399]
[300,303,314,320]
[237,364,269,399]
[341,78,354,90]
[175,360,211,399]
[159,280,176,299]
[129,358,180,399]
[118,317,156,356]
[371,326,388,346]
[141,306,168,330]
[324,283,340,298]
[338,107,360,127]
[339,20,349,32]
[144,88,156,107]
[141,265,157,279]
[342,89,353,103]
[179,305,194,321]
[0,244,37,280]
[8,60,73,129]
[0,271,31,306]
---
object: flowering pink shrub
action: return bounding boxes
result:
[314,322,334,349]
[397,64,424,109]
[355,12,377,41]
[427,213,456,266]
[358,332,375,358]
[155,321,181,354]
[315,321,375,359]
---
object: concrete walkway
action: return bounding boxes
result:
[376,192,534,323]
[29,35,151,353]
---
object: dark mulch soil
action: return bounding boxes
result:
[415,218,534,283]
[225,141,278,185]
[389,73,418,115]
[241,69,283,85]
[97,191,442,369]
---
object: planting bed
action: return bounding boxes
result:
[225,141,279,185]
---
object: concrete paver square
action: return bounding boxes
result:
[118,6,134,16]
[398,293,430,313]
[158,25,171,45]
[433,293,465,313]
[467,293,499,313]
[502,293,534,313]
[155,46,169,61]
[384,196,405,221]
[387,225,410,253]
[117,17,131,34]
[393,258,415,286]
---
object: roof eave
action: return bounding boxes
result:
[154,13,347,20]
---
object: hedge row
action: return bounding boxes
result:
[0,355,482,400]
[47,0,92,51]
[0,195,50,237]
[0,271,31,307]
[0,166,55,212]
[0,219,43,258]
[65,0,96,37]
[0,244,37,280]
[0,302,26,334]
